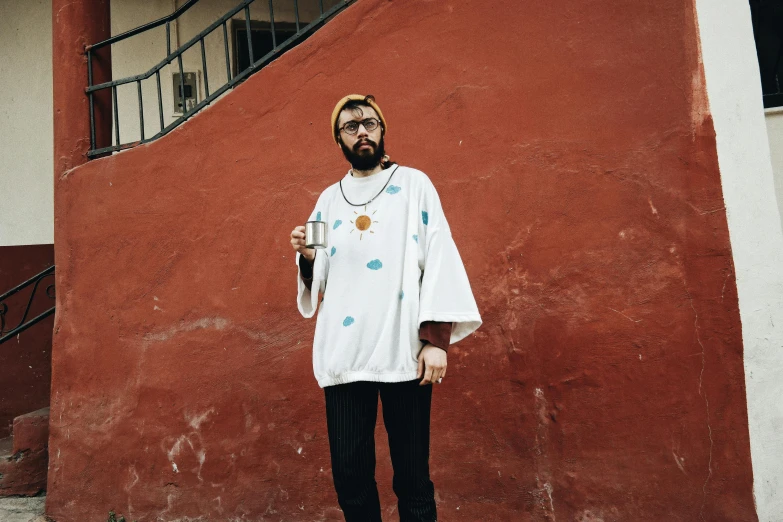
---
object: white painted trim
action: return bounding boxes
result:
[695,1,783,519]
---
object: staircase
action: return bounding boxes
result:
[0,408,49,496]
[86,0,355,157]
[0,265,54,497]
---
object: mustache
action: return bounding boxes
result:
[353,139,377,151]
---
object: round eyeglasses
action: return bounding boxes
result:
[339,118,381,135]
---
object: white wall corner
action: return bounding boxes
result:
[695,0,783,520]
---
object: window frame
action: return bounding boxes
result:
[230,19,300,79]
[749,0,783,108]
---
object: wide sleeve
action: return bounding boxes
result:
[417,178,482,344]
[296,197,330,319]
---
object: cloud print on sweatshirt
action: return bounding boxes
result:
[367,259,383,270]
[343,316,355,327]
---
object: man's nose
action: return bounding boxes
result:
[356,123,369,137]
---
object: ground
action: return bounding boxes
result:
[0,495,47,522]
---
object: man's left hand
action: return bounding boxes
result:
[417,343,447,386]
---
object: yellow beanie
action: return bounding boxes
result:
[331,94,387,144]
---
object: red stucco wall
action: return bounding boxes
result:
[0,245,54,439]
[49,0,756,520]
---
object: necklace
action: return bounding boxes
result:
[339,165,399,207]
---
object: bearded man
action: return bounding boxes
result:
[289,94,481,522]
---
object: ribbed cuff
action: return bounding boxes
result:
[419,321,452,352]
[299,251,315,290]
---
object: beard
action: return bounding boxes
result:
[340,136,385,171]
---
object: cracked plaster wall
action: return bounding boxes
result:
[48,0,759,520]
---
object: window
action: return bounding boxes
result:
[231,20,300,78]
[750,0,783,108]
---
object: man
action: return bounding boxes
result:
[289,94,481,521]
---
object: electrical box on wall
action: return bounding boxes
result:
[172,72,198,115]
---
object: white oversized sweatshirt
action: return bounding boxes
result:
[296,165,481,387]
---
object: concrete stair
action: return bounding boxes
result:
[0,495,47,522]
[0,408,49,496]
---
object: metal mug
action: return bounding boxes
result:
[305,221,328,249]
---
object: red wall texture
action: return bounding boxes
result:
[0,245,54,439]
[49,0,757,520]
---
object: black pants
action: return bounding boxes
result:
[324,379,436,522]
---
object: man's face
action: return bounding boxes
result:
[337,105,385,171]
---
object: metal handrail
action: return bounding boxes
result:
[86,0,354,158]
[86,0,251,93]
[86,0,201,52]
[0,266,55,345]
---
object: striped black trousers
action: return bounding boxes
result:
[324,379,437,522]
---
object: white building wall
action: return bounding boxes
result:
[0,0,53,246]
[695,1,783,520]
